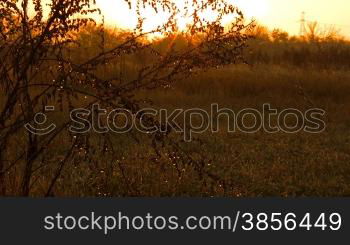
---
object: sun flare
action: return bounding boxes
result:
[96,0,270,32]
[234,0,270,19]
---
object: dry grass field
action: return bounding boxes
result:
[12,63,348,197]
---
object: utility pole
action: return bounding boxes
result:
[299,11,307,36]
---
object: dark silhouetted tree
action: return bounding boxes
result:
[0,0,249,196]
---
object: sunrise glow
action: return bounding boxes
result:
[96,0,270,32]
[96,0,232,32]
[96,0,350,38]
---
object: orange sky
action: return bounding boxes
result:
[96,0,350,37]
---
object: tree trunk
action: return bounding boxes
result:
[21,134,37,196]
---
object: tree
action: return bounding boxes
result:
[305,21,341,42]
[271,28,289,42]
[0,0,249,196]
[246,22,270,41]
[306,21,320,42]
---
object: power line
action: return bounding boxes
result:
[297,11,350,37]
[299,11,307,36]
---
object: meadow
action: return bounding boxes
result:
[2,22,350,197]
[25,62,349,197]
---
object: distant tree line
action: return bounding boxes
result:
[245,22,350,69]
